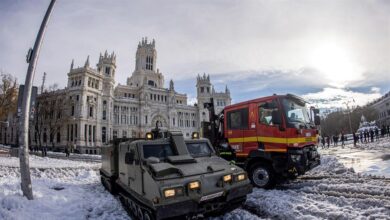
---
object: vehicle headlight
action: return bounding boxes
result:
[290,154,301,162]
[235,173,247,182]
[223,174,232,182]
[188,181,200,190]
[145,132,153,140]
[163,187,184,198]
[164,189,175,198]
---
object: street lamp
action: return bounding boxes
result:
[342,99,355,134]
[19,0,56,200]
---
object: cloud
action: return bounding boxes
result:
[0,0,389,111]
[302,87,381,109]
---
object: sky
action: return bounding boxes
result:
[0,0,389,110]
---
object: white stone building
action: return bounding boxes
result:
[369,91,390,127]
[0,38,231,154]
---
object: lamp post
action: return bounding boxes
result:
[18,0,56,200]
[343,100,355,134]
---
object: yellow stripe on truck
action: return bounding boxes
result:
[228,136,317,144]
[264,148,287,152]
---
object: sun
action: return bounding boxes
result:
[307,42,362,87]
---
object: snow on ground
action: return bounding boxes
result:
[320,136,390,177]
[1,140,390,220]
[218,154,390,220]
[0,156,128,220]
[0,155,100,169]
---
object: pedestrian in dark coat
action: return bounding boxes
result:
[370,129,374,142]
[381,125,386,138]
[387,125,390,137]
[364,130,368,143]
[353,132,357,146]
[326,136,330,148]
[341,132,345,147]
[375,128,379,141]
[359,131,363,143]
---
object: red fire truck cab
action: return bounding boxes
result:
[203,94,321,188]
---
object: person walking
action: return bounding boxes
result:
[321,136,326,149]
[387,125,390,137]
[65,142,70,157]
[364,130,368,143]
[353,132,357,147]
[326,136,330,148]
[381,125,386,138]
[375,128,379,141]
[370,129,374,142]
[341,132,345,147]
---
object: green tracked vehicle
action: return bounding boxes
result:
[100,127,252,220]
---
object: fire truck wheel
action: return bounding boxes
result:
[249,163,275,189]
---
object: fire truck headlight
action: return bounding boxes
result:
[290,154,301,163]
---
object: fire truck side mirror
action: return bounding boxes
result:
[271,110,282,125]
[314,115,321,126]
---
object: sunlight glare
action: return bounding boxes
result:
[308,42,362,88]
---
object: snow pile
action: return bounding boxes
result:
[47,152,102,160]
[355,137,390,150]
[0,156,128,220]
[1,152,389,220]
[219,155,390,220]
[0,155,100,169]
[310,154,355,175]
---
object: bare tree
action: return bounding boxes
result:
[0,72,18,120]
[321,105,378,136]
[34,85,66,150]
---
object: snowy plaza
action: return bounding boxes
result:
[1,138,389,220]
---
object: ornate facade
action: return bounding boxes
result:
[0,38,231,154]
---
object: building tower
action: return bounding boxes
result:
[97,51,116,145]
[97,50,116,79]
[127,37,164,88]
[135,37,156,72]
[196,73,212,122]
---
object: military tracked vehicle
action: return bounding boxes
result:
[100,126,252,220]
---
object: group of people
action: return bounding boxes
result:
[29,145,47,157]
[320,133,346,149]
[320,125,390,148]
[352,125,390,146]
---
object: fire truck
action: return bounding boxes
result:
[202,94,321,188]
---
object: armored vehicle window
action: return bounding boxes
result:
[186,142,212,157]
[143,144,176,161]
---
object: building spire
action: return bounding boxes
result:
[70,59,74,71]
[225,85,230,94]
[169,79,174,91]
[84,55,90,68]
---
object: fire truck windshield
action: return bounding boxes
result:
[282,98,311,126]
